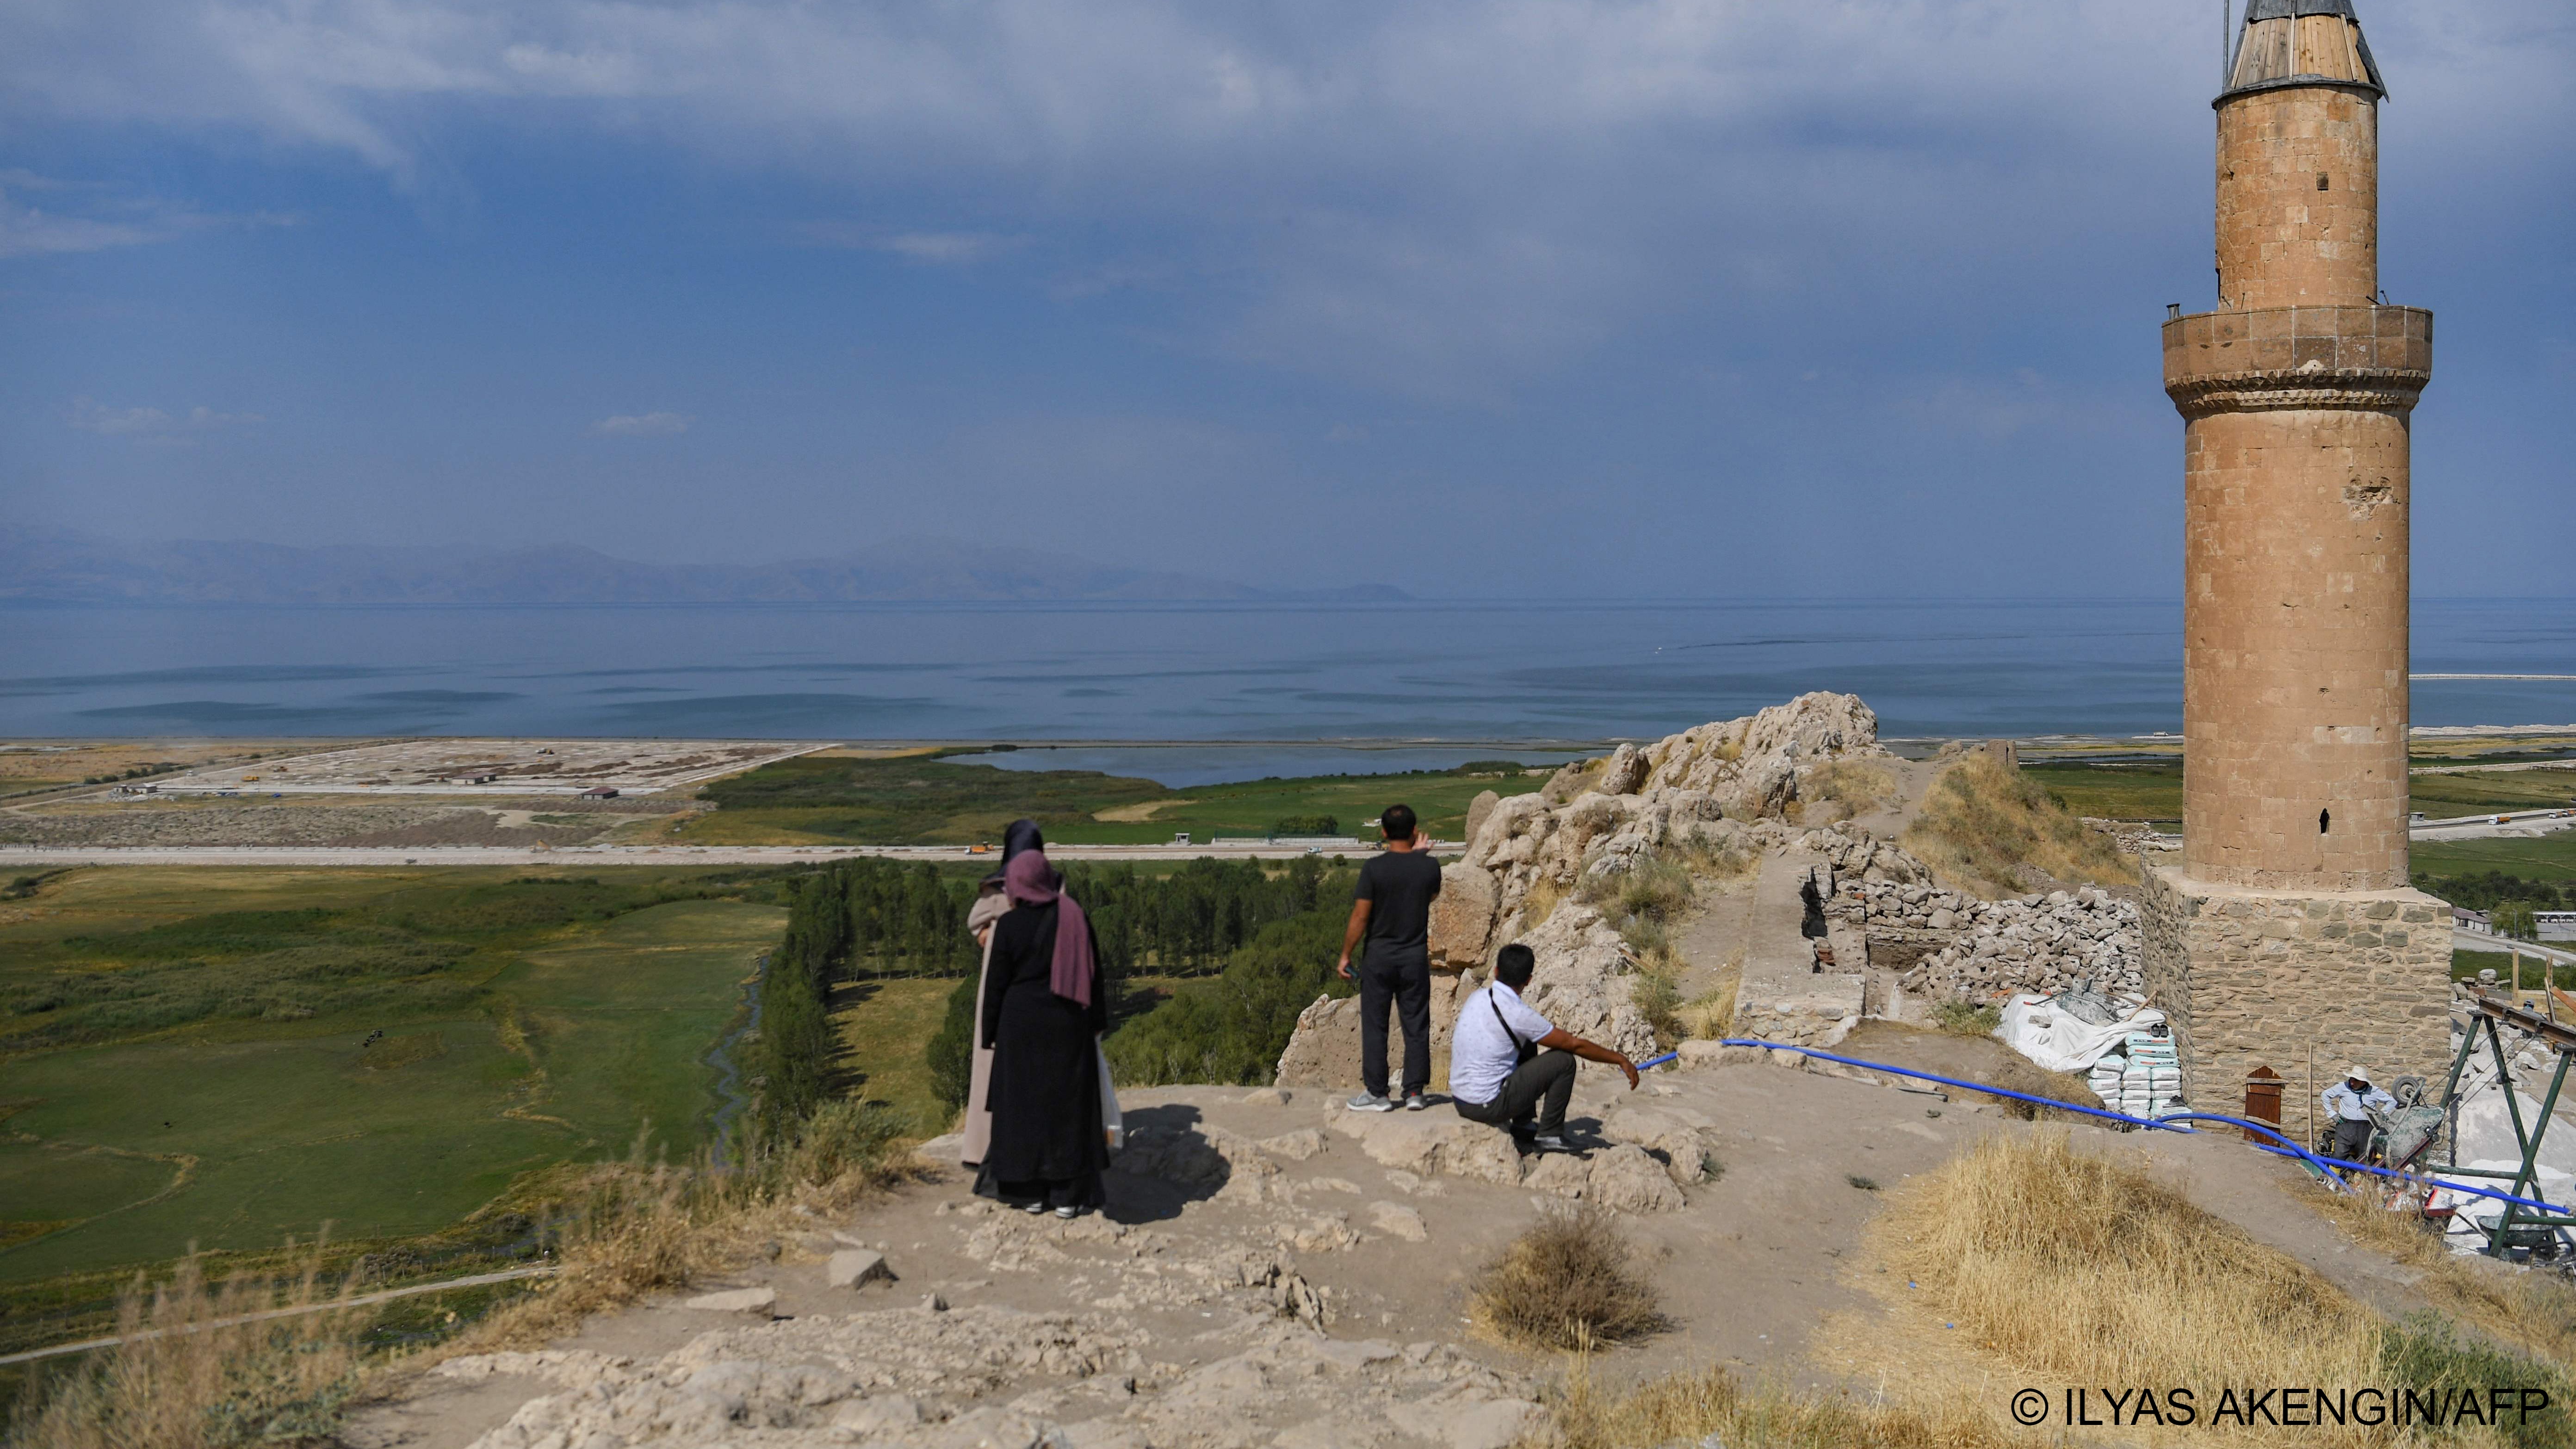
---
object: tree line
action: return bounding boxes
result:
[817,854,1339,980]
[754,855,1356,1129]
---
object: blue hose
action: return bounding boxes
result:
[1627,1035,2570,1220]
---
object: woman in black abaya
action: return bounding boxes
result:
[959,819,1049,1171]
[973,844,1110,1216]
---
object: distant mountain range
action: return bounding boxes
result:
[0,529,1406,605]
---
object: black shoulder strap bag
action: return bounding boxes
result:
[1489,988,1537,1068]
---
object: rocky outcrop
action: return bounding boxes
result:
[1324,1104,1707,1211]
[1426,862,1497,969]
[1275,694,1894,1090]
[1464,693,1893,928]
[440,1306,1547,1449]
[1272,972,1480,1092]
[1507,905,1659,1064]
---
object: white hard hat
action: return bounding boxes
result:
[2345,1065,2371,1083]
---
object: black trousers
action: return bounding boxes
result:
[1452,1050,1578,1135]
[1359,951,1431,1098]
[2331,1117,2372,1160]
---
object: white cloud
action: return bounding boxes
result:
[0,170,295,260]
[591,411,693,437]
[67,399,265,437]
[793,224,1021,264]
[877,231,1017,264]
[1,3,2564,392]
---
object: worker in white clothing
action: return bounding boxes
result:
[1448,942,1638,1151]
[2319,1065,2395,1164]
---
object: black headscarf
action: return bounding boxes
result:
[1003,818,1044,861]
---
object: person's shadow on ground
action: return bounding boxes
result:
[1102,1102,1228,1225]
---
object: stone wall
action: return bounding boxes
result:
[2138,865,2452,1110]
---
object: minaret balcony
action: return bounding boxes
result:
[2162,303,2430,417]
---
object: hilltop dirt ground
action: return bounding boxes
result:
[345,1054,2470,1449]
[336,724,2541,1449]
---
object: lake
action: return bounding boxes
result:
[5,599,2571,771]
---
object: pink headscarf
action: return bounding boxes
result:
[1004,848,1098,1009]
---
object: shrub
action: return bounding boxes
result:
[1269,814,1339,836]
[1931,999,2000,1036]
[1630,969,1682,1048]
[2378,1314,2570,1449]
[1468,1205,1664,1350]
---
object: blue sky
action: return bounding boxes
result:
[3,1,2568,598]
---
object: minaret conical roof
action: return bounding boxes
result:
[2222,0,2385,102]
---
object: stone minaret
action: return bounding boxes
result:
[2142,0,2451,1108]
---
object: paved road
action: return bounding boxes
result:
[0,842,1450,868]
[2453,930,2576,971]
[2411,809,2576,842]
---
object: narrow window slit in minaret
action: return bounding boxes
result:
[2317,173,2329,191]
[2319,808,2331,834]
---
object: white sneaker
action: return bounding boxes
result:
[1403,1093,1428,1111]
[1346,1092,1396,1112]
[1053,1205,1080,1220]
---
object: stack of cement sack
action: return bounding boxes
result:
[2087,1027,2184,1120]
[1892,887,2142,1004]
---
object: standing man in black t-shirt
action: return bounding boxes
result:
[1337,803,1443,1112]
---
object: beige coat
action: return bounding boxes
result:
[960,890,1011,1166]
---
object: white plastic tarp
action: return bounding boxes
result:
[2447,1066,2576,1183]
[1995,992,2167,1074]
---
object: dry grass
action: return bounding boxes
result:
[1972,1053,2103,1123]
[1578,855,1700,1045]
[1672,831,1759,881]
[1470,1206,1665,1352]
[462,1101,909,1349]
[1900,750,2133,896]
[1887,1130,2374,1404]
[1878,1131,2564,1447]
[1579,855,1694,933]
[1805,758,1899,818]
[2302,1186,2576,1375]
[1520,877,1567,932]
[7,1252,362,1449]
[9,1103,912,1446]
[1548,1360,2020,1449]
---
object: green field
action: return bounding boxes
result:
[832,977,958,1134]
[2027,759,2576,827]
[0,867,783,1285]
[681,751,1553,846]
[2026,761,2184,823]
[2414,833,2576,883]
[2405,767,2576,819]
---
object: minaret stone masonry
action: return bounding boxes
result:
[2140,0,2452,1109]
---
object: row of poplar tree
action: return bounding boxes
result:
[754,854,1349,1134]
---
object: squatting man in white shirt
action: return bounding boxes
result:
[2319,1064,2395,1165]
[1447,941,1640,1151]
